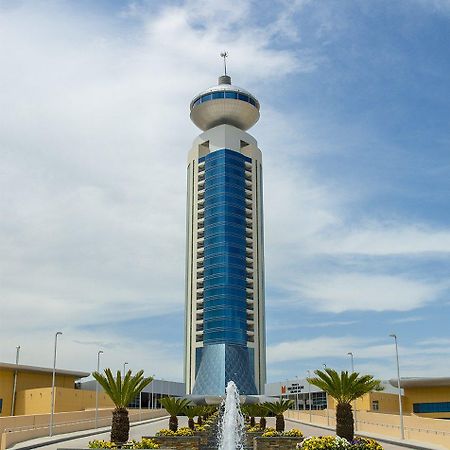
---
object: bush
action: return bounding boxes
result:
[282,429,303,437]
[300,436,351,450]
[247,426,264,432]
[88,440,117,448]
[194,425,207,432]
[155,429,175,436]
[262,428,279,437]
[351,437,383,450]
[175,427,195,436]
[131,438,160,449]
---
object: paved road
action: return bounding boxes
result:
[11,416,440,450]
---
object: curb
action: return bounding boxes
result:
[10,416,169,450]
[285,418,444,450]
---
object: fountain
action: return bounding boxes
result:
[217,381,246,450]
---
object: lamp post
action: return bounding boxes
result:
[151,374,155,408]
[306,370,312,423]
[11,345,20,416]
[347,352,357,431]
[49,331,62,437]
[295,375,299,410]
[95,350,103,428]
[123,362,128,376]
[390,334,405,440]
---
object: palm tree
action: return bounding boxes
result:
[92,369,153,445]
[183,405,202,430]
[264,399,294,432]
[255,404,270,430]
[241,404,257,427]
[160,397,192,431]
[307,368,382,442]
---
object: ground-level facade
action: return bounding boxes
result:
[0,362,98,416]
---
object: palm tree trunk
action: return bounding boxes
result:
[336,402,354,442]
[259,417,266,429]
[197,416,203,425]
[250,416,255,427]
[188,418,195,430]
[169,415,178,432]
[111,407,129,445]
[275,414,284,432]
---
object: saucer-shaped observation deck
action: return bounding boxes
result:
[190,75,260,131]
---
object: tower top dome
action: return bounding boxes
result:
[190,75,260,132]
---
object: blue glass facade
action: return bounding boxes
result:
[202,149,250,346]
[192,148,257,395]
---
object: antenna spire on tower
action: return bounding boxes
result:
[220,51,228,76]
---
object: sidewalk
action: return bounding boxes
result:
[8,416,169,450]
[286,418,447,450]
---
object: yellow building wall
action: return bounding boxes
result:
[0,367,84,417]
[403,386,450,419]
[15,387,114,415]
[0,371,14,417]
[327,392,400,414]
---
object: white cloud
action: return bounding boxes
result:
[296,273,441,312]
[267,335,450,379]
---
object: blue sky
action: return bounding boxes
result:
[0,0,449,383]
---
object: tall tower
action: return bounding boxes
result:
[185,67,266,396]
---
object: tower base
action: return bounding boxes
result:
[192,343,257,395]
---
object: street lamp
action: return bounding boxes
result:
[95,350,103,428]
[295,375,299,410]
[306,370,312,423]
[49,331,62,437]
[390,334,405,440]
[123,362,128,376]
[11,345,20,416]
[322,365,330,426]
[151,374,155,409]
[347,352,357,431]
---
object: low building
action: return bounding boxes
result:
[390,377,450,419]
[80,378,185,408]
[265,379,400,414]
[0,362,113,416]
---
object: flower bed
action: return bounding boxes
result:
[298,436,383,450]
[254,436,304,450]
[142,435,201,450]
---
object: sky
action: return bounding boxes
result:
[0,0,449,384]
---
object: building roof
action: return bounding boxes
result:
[0,362,89,379]
[389,377,450,388]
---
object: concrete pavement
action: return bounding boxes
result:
[9,416,445,450]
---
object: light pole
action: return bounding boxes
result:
[348,352,357,431]
[49,331,62,437]
[123,362,128,376]
[11,345,20,416]
[95,350,103,428]
[390,334,405,440]
[295,376,299,410]
[151,374,155,409]
[306,370,312,423]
